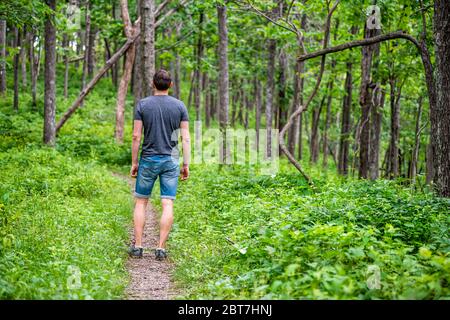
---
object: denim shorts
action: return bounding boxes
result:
[134,155,180,200]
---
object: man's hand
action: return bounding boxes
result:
[180,164,189,180]
[130,164,139,178]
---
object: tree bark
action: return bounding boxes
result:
[0,20,6,95]
[194,11,204,121]
[358,25,378,179]
[338,61,353,175]
[140,0,155,97]
[44,0,57,146]
[409,97,423,184]
[255,77,262,152]
[13,27,20,111]
[322,60,336,167]
[432,0,450,197]
[265,39,276,158]
[115,0,139,143]
[20,28,27,87]
[63,33,69,99]
[217,4,229,163]
[277,49,288,131]
[386,78,402,179]
[82,3,91,90]
[87,26,97,78]
[204,72,210,127]
[369,83,385,179]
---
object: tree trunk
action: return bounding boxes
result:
[20,28,27,87]
[29,31,40,109]
[432,0,450,197]
[322,60,336,167]
[63,33,69,99]
[265,39,276,158]
[194,11,204,121]
[217,4,229,163]
[82,3,91,90]
[358,26,377,179]
[0,20,6,95]
[277,49,288,131]
[287,56,302,156]
[44,0,57,146]
[13,27,20,111]
[87,26,97,78]
[409,97,423,184]
[204,72,210,127]
[140,0,155,97]
[255,77,262,152]
[387,78,401,179]
[369,83,385,179]
[310,95,325,163]
[338,61,353,175]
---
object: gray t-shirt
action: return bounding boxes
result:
[134,95,189,158]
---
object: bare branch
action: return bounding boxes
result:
[155,0,189,28]
[242,0,298,35]
[155,0,171,18]
[297,31,421,61]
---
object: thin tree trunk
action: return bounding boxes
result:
[20,28,27,87]
[255,77,262,152]
[63,33,69,99]
[266,39,276,158]
[387,78,401,179]
[194,11,204,121]
[204,72,210,127]
[409,96,423,184]
[322,60,336,167]
[277,49,288,131]
[369,83,385,179]
[358,26,377,179]
[13,27,20,112]
[87,26,97,78]
[0,20,6,95]
[44,0,57,146]
[140,0,155,97]
[82,3,91,90]
[310,94,325,163]
[217,4,229,163]
[338,61,352,175]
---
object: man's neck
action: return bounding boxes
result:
[154,90,169,96]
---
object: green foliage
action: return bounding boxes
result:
[0,147,132,299]
[167,164,449,299]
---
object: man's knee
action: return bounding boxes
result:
[135,197,148,206]
[161,198,173,209]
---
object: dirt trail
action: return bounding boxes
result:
[114,173,179,300]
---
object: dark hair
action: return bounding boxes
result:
[153,69,172,91]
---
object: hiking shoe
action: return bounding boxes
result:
[128,245,143,258]
[155,248,167,261]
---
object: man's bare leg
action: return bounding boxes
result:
[158,198,174,248]
[133,197,148,247]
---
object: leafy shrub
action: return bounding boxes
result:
[167,164,450,299]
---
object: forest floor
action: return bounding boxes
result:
[117,173,179,300]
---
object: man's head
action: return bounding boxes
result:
[153,69,172,91]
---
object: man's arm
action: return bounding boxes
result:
[131,120,143,177]
[180,120,190,180]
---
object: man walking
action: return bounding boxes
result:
[129,69,190,260]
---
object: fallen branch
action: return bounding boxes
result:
[56,31,140,132]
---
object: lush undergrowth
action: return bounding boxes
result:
[168,164,449,299]
[0,78,134,299]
